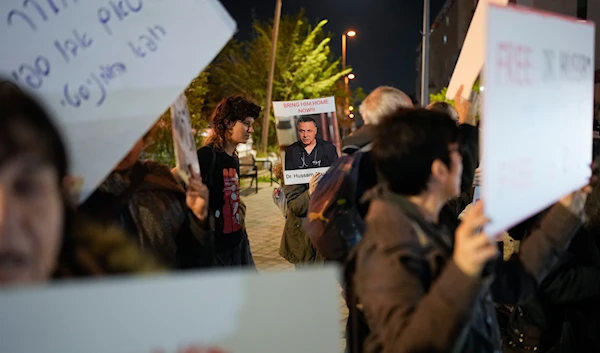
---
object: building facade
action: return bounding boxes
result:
[416,0,600,109]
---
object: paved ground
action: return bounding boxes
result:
[241,181,348,352]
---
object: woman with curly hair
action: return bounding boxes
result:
[0,81,163,286]
[198,95,261,268]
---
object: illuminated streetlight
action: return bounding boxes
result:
[349,106,354,111]
[348,73,356,80]
[349,113,355,118]
[347,30,356,37]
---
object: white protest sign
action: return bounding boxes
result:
[482,5,595,235]
[0,266,340,353]
[0,0,236,202]
[273,97,337,117]
[446,0,509,100]
[273,97,340,185]
[171,93,200,185]
[283,166,329,185]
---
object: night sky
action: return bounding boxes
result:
[220,0,446,97]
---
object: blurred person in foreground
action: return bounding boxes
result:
[0,81,162,287]
[352,108,590,353]
[198,95,260,268]
[80,126,213,270]
[501,141,600,353]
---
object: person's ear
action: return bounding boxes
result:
[431,159,449,183]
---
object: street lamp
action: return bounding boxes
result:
[342,30,357,73]
[342,30,357,134]
[349,106,354,111]
[348,73,356,80]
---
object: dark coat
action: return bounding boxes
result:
[279,183,323,264]
[353,189,582,353]
[80,161,214,270]
[342,124,377,155]
[504,221,600,353]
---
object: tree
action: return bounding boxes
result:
[205,10,353,152]
[144,70,211,165]
[429,78,482,123]
[429,78,481,107]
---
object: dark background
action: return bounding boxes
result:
[220,0,445,97]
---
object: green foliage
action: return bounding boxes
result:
[429,77,482,107]
[144,10,360,165]
[205,10,352,150]
[429,87,455,107]
[145,71,210,166]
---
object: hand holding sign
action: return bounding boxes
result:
[454,202,499,277]
[309,173,322,196]
[454,85,480,126]
[186,167,209,222]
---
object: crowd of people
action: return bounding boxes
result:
[1,76,599,353]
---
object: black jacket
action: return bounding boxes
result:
[80,161,214,269]
[342,124,377,155]
[504,217,600,353]
[284,138,338,171]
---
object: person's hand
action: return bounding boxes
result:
[558,162,597,217]
[454,85,479,126]
[453,201,499,277]
[186,168,209,222]
[559,185,592,218]
[309,173,321,196]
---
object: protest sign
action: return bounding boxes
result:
[446,0,509,100]
[0,266,340,353]
[0,0,235,202]
[273,97,340,185]
[482,5,595,236]
[171,93,200,185]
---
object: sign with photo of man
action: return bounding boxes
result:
[273,97,340,185]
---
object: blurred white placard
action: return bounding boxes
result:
[0,266,340,353]
[482,5,595,235]
[171,93,200,185]
[0,0,236,202]
[446,0,509,100]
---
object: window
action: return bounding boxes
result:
[446,17,449,26]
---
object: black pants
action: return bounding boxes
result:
[213,231,256,269]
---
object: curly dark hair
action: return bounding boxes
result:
[204,95,261,152]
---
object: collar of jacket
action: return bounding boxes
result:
[373,185,455,252]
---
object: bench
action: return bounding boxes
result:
[239,155,259,194]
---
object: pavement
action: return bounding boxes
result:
[241,181,348,352]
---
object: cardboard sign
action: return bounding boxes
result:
[273,97,340,185]
[0,0,236,202]
[482,5,595,235]
[446,0,509,100]
[171,93,200,185]
[0,267,341,353]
